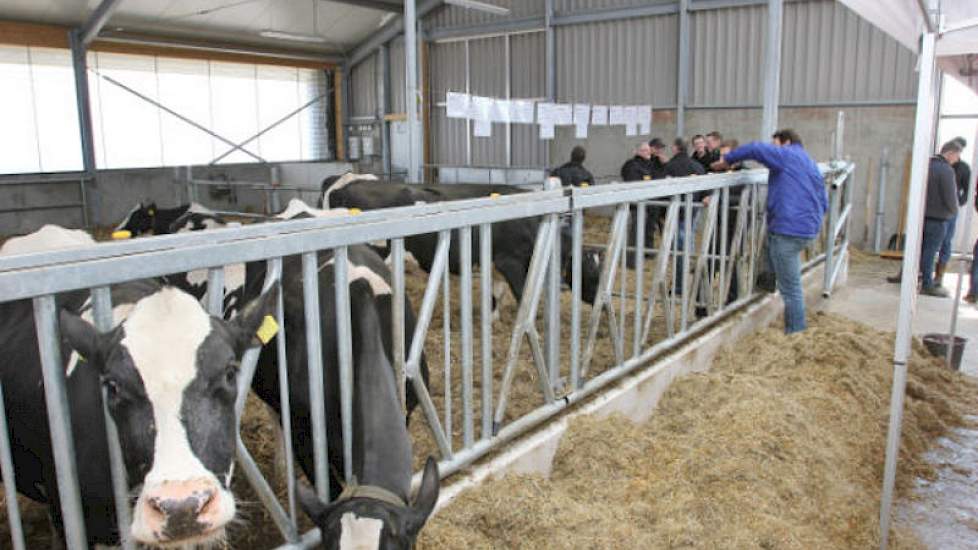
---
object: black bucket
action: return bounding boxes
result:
[922,333,967,371]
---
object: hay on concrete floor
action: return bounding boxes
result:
[419,312,978,550]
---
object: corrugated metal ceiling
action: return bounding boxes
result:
[0,0,393,54]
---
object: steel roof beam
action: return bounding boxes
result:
[81,0,124,47]
[328,0,404,12]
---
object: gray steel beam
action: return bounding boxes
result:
[688,0,766,10]
[405,0,422,182]
[328,0,404,12]
[676,0,690,137]
[760,0,783,141]
[552,3,679,26]
[545,0,555,102]
[96,33,345,65]
[69,30,98,226]
[379,43,393,175]
[80,0,124,47]
[427,16,545,41]
[347,0,441,67]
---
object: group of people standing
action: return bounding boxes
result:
[550,129,828,335]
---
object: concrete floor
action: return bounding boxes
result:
[821,253,978,549]
[821,254,977,376]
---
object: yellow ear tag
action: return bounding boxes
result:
[580,182,590,188]
[489,192,501,199]
[256,315,279,345]
[643,175,651,181]
[147,208,156,216]
[348,208,361,215]
[111,230,132,240]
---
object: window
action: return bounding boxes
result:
[0,45,83,174]
[0,44,331,175]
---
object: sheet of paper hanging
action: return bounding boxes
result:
[511,99,536,124]
[490,99,512,123]
[473,118,492,137]
[469,95,493,121]
[638,105,652,135]
[536,102,556,127]
[446,91,471,119]
[624,105,639,136]
[540,123,555,140]
[608,105,627,126]
[591,105,609,126]
[361,136,374,156]
[552,103,574,126]
[574,104,590,139]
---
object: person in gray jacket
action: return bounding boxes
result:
[918,140,962,296]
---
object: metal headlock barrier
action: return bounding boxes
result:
[0,160,853,549]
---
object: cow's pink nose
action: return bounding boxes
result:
[139,479,220,541]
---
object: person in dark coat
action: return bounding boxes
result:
[665,138,706,297]
[648,138,669,179]
[704,131,724,171]
[691,134,710,172]
[551,146,595,187]
[918,141,962,296]
[621,142,655,182]
[935,136,971,284]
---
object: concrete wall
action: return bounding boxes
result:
[0,161,353,236]
[549,105,916,250]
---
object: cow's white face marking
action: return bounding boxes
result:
[121,288,217,486]
[123,288,236,541]
[321,259,392,296]
[321,172,378,208]
[0,225,95,256]
[188,202,214,215]
[114,204,143,231]
[338,512,383,550]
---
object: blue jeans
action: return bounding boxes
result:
[920,218,948,288]
[766,232,812,334]
[938,213,958,265]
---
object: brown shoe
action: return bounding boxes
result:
[965,294,977,304]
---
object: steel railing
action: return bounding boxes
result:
[0,161,853,549]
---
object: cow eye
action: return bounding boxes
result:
[225,362,239,386]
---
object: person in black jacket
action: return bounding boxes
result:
[621,142,655,182]
[691,134,710,171]
[648,138,669,179]
[664,138,706,297]
[551,146,595,187]
[704,131,724,171]
[935,136,971,284]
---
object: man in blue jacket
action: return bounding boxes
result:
[712,129,827,334]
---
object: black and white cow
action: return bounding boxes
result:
[0,226,276,547]
[296,279,439,549]
[114,202,217,236]
[320,176,602,308]
[244,243,430,433]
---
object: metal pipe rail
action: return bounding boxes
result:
[0,161,853,549]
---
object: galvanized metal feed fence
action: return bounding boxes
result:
[0,161,853,549]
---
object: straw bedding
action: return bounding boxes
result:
[418,312,978,549]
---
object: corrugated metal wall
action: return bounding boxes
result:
[425,0,545,31]
[428,31,547,168]
[555,0,674,14]
[350,52,377,117]
[390,37,405,114]
[781,0,916,104]
[689,0,916,107]
[556,14,678,106]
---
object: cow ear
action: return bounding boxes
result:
[406,457,440,536]
[228,286,279,354]
[59,310,106,369]
[297,482,332,525]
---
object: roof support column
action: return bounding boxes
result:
[405,0,423,182]
[379,43,392,177]
[676,0,690,138]
[760,0,782,141]
[545,0,555,168]
[878,29,937,550]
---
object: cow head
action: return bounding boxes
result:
[562,250,602,305]
[59,286,277,547]
[115,202,158,236]
[298,457,440,550]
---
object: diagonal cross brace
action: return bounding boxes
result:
[580,204,630,379]
[642,198,681,344]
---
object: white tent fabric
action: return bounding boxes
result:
[839,0,978,93]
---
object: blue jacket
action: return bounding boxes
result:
[724,142,828,239]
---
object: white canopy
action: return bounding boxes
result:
[840,0,978,93]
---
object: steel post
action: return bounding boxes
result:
[479,224,493,440]
[460,227,474,448]
[633,203,646,357]
[392,238,407,411]
[879,31,936,550]
[332,247,355,484]
[0,381,25,550]
[442,249,452,451]
[570,209,583,390]
[405,0,421,182]
[760,0,783,141]
[677,0,690,137]
[33,295,87,548]
[301,252,330,500]
[874,147,889,254]
[273,283,299,528]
